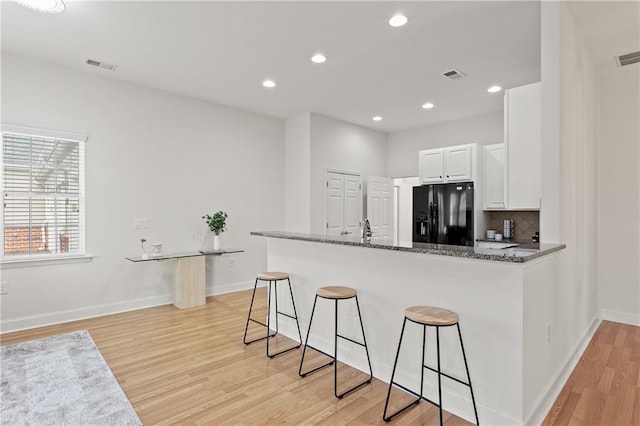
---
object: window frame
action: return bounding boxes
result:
[1,124,88,265]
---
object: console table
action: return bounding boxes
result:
[126,249,243,309]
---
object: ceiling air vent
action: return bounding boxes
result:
[615,51,640,67]
[441,69,466,80]
[85,59,117,71]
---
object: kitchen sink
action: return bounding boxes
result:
[477,241,520,249]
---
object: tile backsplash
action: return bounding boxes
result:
[485,211,540,241]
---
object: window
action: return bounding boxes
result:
[1,126,86,259]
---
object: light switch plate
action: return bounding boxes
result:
[1,281,8,294]
[134,218,150,229]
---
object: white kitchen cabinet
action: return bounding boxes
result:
[418,149,444,184]
[444,144,473,182]
[505,82,541,210]
[483,143,506,209]
[419,144,473,184]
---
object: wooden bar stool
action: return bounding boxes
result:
[243,272,302,358]
[383,306,479,425]
[298,286,373,398]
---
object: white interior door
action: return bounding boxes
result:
[325,171,362,236]
[326,171,344,236]
[367,176,393,242]
[343,174,361,236]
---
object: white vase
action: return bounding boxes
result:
[213,234,221,251]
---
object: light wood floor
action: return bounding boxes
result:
[543,320,640,426]
[0,289,471,425]
[4,291,639,425]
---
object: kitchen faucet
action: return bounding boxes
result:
[362,219,372,239]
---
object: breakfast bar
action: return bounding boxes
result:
[251,231,566,425]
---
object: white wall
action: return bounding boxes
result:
[539,2,562,244]
[309,113,387,234]
[386,111,503,178]
[597,64,640,324]
[0,53,285,332]
[284,113,311,233]
[525,3,600,423]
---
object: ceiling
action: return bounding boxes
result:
[1,1,543,133]
[568,1,640,72]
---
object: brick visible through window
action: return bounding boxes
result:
[2,128,85,258]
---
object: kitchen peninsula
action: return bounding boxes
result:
[252,231,566,425]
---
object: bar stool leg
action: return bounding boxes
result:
[287,278,303,344]
[299,295,335,376]
[354,296,373,383]
[243,278,276,345]
[458,323,479,425]
[383,317,421,421]
[266,280,274,355]
[420,324,426,401]
[333,299,339,397]
[266,279,301,358]
[333,296,373,398]
[436,326,443,426]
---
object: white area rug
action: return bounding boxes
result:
[1,330,142,425]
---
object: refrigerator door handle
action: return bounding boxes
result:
[433,204,438,242]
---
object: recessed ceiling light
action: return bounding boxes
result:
[422,102,435,109]
[311,53,327,64]
[12,0,65,13]
[487,85,502,93]
[262,80,276,88]
[389,14,408,27]
[372,116,383,121]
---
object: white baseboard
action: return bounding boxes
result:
[1,279,256,334]
[524,315,601,426]
[208,280,254,296]
[0,294,174,334]
[600,309,640,326]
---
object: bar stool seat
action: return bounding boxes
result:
[405,306,459,326]
[258,272,289,281]
[316,286,357,299]
[383,306,479,425]
[299,286,373,398]
[243,271,302,358]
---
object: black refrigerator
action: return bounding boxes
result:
[413,182,474,246]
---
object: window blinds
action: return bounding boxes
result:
[2,132,84,257]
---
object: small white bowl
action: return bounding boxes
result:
[495,234,503,241]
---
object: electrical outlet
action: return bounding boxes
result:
[546,324,551,344]
[1,281,8,295]
[229,257,235,267]
[134,218,150,229]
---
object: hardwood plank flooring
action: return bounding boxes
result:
[0,289,470,425]
[4,291,638,425]
[543,320,640,426]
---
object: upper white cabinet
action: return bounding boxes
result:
[445,145,473,182]
[418,149,444,184]
[483,144,506,209]
[419,144,474,184]
[505,82,541,210]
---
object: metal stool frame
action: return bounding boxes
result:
[243,276,302,358]
[298,292,373,399]
[382,316,479,425]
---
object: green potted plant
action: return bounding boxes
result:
[202,211,228,250]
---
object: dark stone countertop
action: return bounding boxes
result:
[251,231,565,263]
